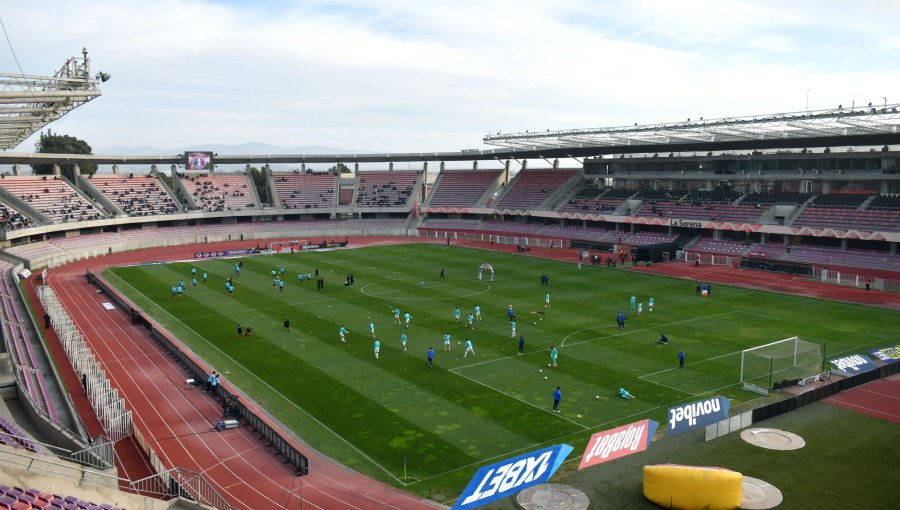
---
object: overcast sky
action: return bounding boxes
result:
[3,0,899,154]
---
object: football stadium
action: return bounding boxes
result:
[1,5,899,510]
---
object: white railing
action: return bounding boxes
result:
[417,229,565,248]
[684,252,735,267]
[37,285,133,442]
[812,266,900,293]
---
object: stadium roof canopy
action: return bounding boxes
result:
[0,48,105,151]
[483,105,900,154]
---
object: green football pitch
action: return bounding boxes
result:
[103,243,900,500]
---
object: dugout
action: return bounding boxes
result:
[633,242,679,263]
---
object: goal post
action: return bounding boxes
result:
[740,337,824,393]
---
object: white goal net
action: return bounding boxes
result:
[740,337,824,393]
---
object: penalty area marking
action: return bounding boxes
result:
[559,310,738,348]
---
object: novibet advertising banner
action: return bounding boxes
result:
[667,396,730,436]
[578,419,659,470]
[451,443,573,510]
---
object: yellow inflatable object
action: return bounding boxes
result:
[643,464,743,510]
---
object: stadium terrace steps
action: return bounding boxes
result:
[792,207,900,231]
[495,169,578,210]
[0,202,36,231]
[0,269,59,422]
[180,173,259,212]
[0,176,104,223]
[688,237,754,256]
[426,170,502,208]
[0,485,123,510]
[85,175,179,217]
[354,171,421,208]
[273,171,337,210]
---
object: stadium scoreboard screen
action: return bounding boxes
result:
[185,151,214,170]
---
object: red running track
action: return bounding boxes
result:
[41,238,445,510]
[823,372,900,425]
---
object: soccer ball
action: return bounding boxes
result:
[595,395,600,399]
[547,364,551,367]
[539,369,543,373]
[544,376,548,380]
[540,318,543,321]
[577,414,582,418]
[458,341,461,345]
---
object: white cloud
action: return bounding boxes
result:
[2,0,897,154]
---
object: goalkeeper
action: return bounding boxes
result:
[618,387,636,400]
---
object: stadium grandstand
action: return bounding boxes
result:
[1,95,900,510]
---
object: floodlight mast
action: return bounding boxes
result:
[0,48,106,150]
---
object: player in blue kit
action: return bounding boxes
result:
[453,306,461,323]
[401,332,408,351]
[202,272,207,283]
[404,312,412,329]
[443,332,452,352]
[339,326,348,343]
[393,307,401,325]
[474,305,481,322]
[373,338,381,359]
[370,322,376,337]
[464,338,475,357]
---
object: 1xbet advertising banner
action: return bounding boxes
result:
[667,396,729,436]
[579,419,659,470]
[829,354,879,373]
[869,344,900,365]
[451,443,573,510]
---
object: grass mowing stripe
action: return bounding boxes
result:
[103,269,406,483]
[104,244,900,499]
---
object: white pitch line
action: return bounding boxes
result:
[102,271,405,484]
[638,378,699,396]
[560,311,739,348]
[449,369,588,430]
[639,349,743,379]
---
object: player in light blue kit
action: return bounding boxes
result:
[373,338,380,359]
[443,332,452,352]
[298,273,304,284]
[170,286,177,299]
[466,313,474,329]
[464,338,475,357]
[544,292,551,308]
[648,297,654,312]
[339,325,348,343]
[191,277,197,287]
[370,322,376,337]
[401,332,408,351]
[474,305,482,322]
[202,272,207,283]
[453,306,461,323]
[393,307,401,325]
[630,295,636,309]
[404,312,412,329]
[510,320,517,338]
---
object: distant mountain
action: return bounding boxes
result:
[97,142,372,156]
